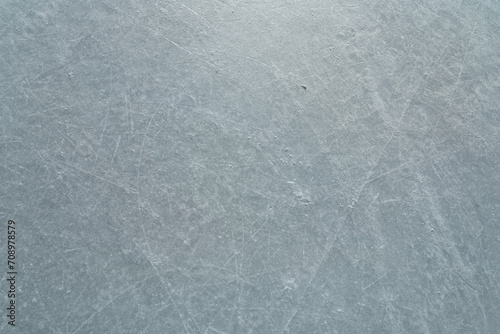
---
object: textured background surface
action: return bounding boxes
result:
[1,0,499,333]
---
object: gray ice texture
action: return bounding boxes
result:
[1,0,500,333]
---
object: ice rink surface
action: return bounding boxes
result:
[1,0,499,333]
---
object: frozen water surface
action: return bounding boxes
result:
[1,0,499,333]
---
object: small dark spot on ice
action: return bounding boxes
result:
[301,85,307,90]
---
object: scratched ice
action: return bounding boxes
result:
[1,0,499,333]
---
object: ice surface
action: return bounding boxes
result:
[1,0,499,333]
